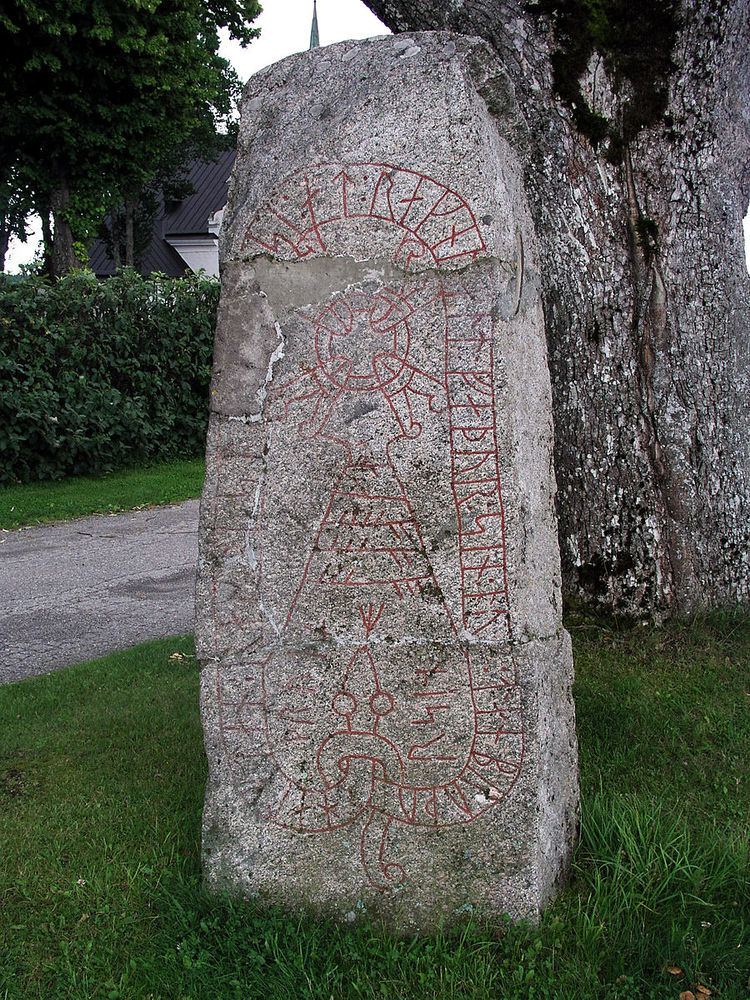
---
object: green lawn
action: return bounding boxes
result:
[0,458,205,530]
[1,614,748,999]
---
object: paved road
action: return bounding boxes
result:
[0,500,199,684]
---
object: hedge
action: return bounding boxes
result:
[0,270,219,484]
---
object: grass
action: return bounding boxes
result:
[0,613,748,999]
[0,458,205,530]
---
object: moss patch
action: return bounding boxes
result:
[528,0,679,153]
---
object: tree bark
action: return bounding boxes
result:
[0,218,8,272]
[124,197,136,267]
[40,205,53,278]
[49,177,79,279]
[112,214,122,272]
[363,0,750,616]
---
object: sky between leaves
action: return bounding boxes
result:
[5,0,750,272]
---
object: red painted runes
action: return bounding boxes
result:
[243,163,487,267]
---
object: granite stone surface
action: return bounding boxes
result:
[197,31,579,931]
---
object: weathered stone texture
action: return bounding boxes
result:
[197,32,578,931]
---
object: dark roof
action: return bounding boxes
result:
[164,149,235,237]
[88,217,187,278]
[88,148,236,278]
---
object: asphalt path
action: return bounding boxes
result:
[0,500,199,684]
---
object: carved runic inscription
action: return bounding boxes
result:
[243,162,488,267]
[216,164,524,889]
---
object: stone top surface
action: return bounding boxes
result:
[221,32,522,270]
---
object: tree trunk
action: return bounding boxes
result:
[0,218,8,272]
[124,197,135,267]
[112,214,122,272]
[49,178,79,279]
[40,205,53,278]
[363,0,750,616]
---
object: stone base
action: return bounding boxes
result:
[201,631,577,932]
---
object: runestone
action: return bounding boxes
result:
[197,32,579,931]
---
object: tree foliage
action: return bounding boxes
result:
[0,269,218,482]
[0,0,261,275]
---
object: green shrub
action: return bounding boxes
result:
[0,269,218,484]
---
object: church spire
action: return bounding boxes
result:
[309,0,320,49]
